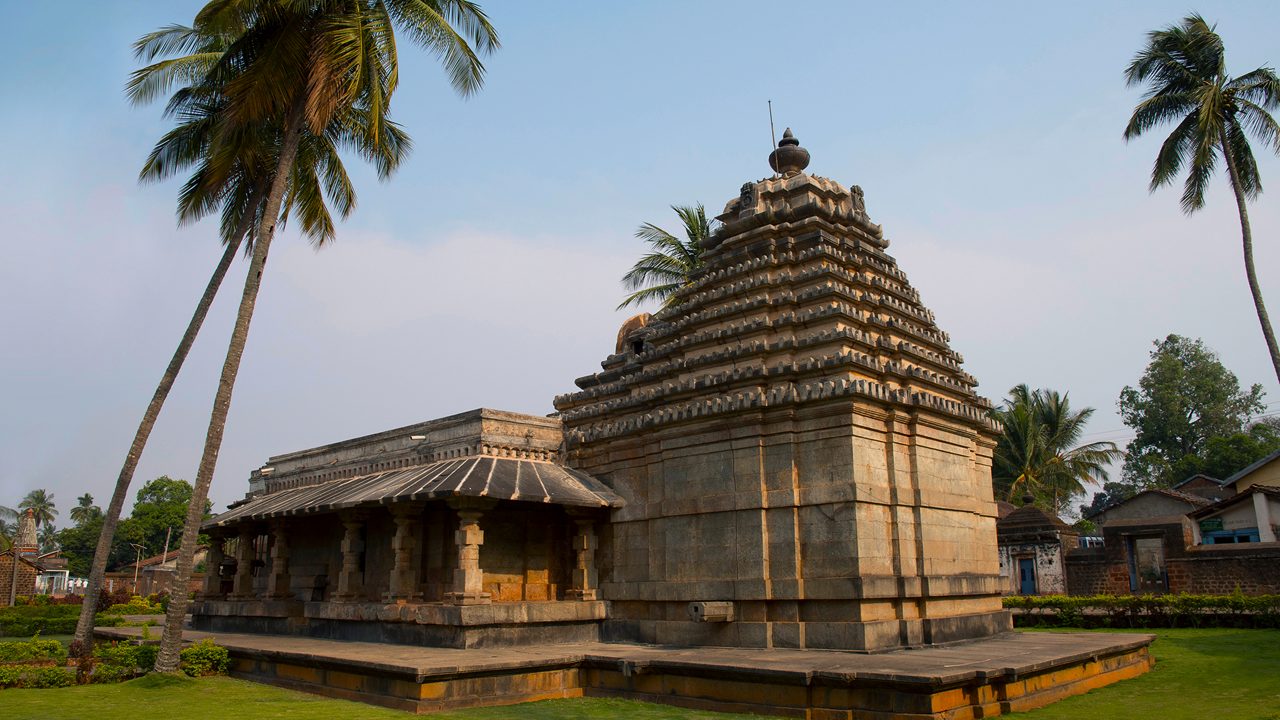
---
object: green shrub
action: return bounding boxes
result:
[95,642,156,668]
[28,666,73,688]
[0,636,67,664]
[0,664,74,689]
[1003,592,1280,628]
[179,639,228,677]
[102,596,164,615]
[90,663,133,684]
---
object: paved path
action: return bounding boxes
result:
[97,626,1152,685]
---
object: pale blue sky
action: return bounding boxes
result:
[2,1,1278,520]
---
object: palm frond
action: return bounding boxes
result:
[1148,112,1200,190]
[1236,98,1280,154]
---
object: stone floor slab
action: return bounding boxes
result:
[97,626,1153,717]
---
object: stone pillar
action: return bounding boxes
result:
[266,523,293,600]
[566,515,599,601]
[231,528,257,600]
[384,504,424,603]
[333,513,366,602]
[1255,492,1276,543]
[445,500,491,605]
[200,537,226,599]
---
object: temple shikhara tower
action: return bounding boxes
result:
[554,130,1008,650]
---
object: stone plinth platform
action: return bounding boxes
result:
[192,600,607,648]
[96,626,1153,718]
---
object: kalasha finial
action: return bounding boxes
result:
[768,127,810,175]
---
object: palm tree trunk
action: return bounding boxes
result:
[1220,129,1280,384]
[71,184,266,652]
[153,101,307,673]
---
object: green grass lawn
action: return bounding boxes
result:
[2,629,1277,720]
[1011,628,1280,720]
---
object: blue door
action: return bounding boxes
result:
[1018,558,1037,595]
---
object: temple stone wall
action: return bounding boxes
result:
[480,504,571,602]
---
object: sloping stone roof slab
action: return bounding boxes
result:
[205,456,622,529]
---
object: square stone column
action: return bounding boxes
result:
[199,537,226,600]
[266,523,293,600]
[230,528,257,600]
[333,512,367,602]
[445,499,492,606]
[566,515,599,601]
[384,504,424,603]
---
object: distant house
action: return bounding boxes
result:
[105,546,207,596]
[1,551,40,604]
[1189,485,1280,545]
[1226,448,1280,494]
[1068,462,1280,596]
[1085,487,1211,526]
[1170,473,1235,504]
[32,551,69,595]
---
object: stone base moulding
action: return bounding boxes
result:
[95,626,1154,718]
[192,599,608,649]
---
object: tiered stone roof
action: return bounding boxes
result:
[555,132,994,441]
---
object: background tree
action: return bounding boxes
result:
[38,525,59,554]
[1119,334,1265,489]
[69,494,102,526]
[19,490,57,529]
[1164,418,1280,482]
[991,385,1122,516]
[115,476,209,565]
[0,506,15,551]
[1124,14,1280,383]
[618,204,710,310]
[55,517,103,577]
[151,0,499,674]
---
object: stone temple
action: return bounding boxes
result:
[181,132,1151,716]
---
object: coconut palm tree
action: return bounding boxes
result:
[69,495,101,526]
[1124,14,1280,383]
[617,204,710,310]
[151,0,499,673]
[19,490,57,529]
[991,385,1123,516]
[72,18,409,655]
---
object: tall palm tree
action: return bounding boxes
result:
[19,490,57,529]
[72,18,403,653]
[617,204,710,310]
[151,0,498,673]
[1124,14,1280,383]
[69,495,101,526]
[991,385,1122,516]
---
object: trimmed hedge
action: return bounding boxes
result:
[1004,593,1280,628]
[0,606,125,636]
